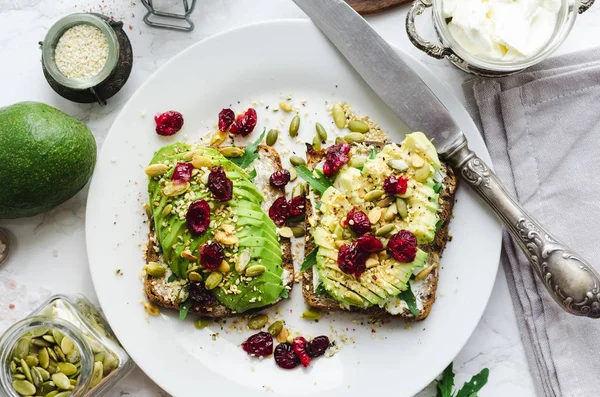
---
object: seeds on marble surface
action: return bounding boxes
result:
[289,115,300,138]
[332,103,346,128]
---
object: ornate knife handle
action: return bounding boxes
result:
[445,137,600,318]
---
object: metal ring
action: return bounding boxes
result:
[405,0,454,59]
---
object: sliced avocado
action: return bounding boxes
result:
[313,227,335,250]
[334,167,362,196]
[237,225,278,243]
[232,187,262,204]
[247,246,282,266]
[321,264,386,303]
[317,248,338,262]
[319,276,370,308]
[233,281,285,313]
[239,236,281,255]
[235,179,265,200]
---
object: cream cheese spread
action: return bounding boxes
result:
[443,0,561,61]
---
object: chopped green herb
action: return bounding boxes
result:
[435,219,444,231]
[248,168,257,180]
[315,283,327,295]
[397,283,419,317]
[296,166,333,195]
[433,182,443,193]
[300,247,318,272]
[280,288,289,299]
[167,274,178,283]
[370,146,378,159]
[435,362,489,397]
[179,300,192,321]
[231,129,266,169]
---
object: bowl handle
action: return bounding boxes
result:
[579,0,594,13]
[406,0,453,59]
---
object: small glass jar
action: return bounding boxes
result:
[406,0,591,76]
[0,295,133,397]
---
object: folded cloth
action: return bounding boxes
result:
[463,48,600,397]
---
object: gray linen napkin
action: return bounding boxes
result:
[463,48,600,397]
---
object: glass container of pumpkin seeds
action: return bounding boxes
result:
[0,294,134,397]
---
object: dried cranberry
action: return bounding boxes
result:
[171,162,193,184]
[229,108,257,136]
[155,111,184,136]
[188,282,213,307]
[387,230,418,263]
[346,207,371,235]
[356,234,383,253]
[292,336,311,367]
[269,170,291,188]
[274,343,300,369]
[269,197,289,226]
[242,332,273,357]
[186,200,211,235]
[208,166,233,202]
[306,336,330,358]
[322,143,351,177]
[200,242,224,271]
[383,175,408,195]
[338,242,367,278]
[288,195,306,217]
[218,108,235,132]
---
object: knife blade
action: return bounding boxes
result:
[293,0,600,318]
[292,0,463,155]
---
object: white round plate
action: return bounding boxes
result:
[86,20,501,397]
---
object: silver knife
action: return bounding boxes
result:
[293,0,600,318]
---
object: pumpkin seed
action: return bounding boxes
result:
[377,196,394,208]
[54,391,72,397]
[366,255,379,268]
[47,359,58,375]
[25,355,38,368]
[349,155,368,168]
[45,391,59,397]
[290,156,306,166]
[411,153,425,168]
[41,381,56,394]
[384,204,398,221]
[347,120,370,133]
[144,262,167,278]
[210,130,228,146]
[31,366,43,388]
[266,129,279,146]
[31,327,49,338]
[291,226,305,238]
[21,359,33,383]
[388,159,408,171]
[218,260,231,273]
[13,374,26,380]
[94,352,105,363]
[214,231,238,246]
[12,379,36,396]
[278,227,294,239]
[51,330,64,347]
[312,135,322,150]
[182,150,201,161]
[247,314,269,330]
[332,103,346,128]
[335,136,345,144]
[10,360,17,373]
[396,198,408,219]
[53,346,65,362]
[289,115,300,138]
[191,155,213,169]
[162,181,190,196]
[57,362,77,376]
[70,378,77,385]
[103,353,118,373]
[37,367,50,381]
[279,102,293,112]
[245,264,266,277]
[14,337,31,359]
[143,301,160,316]
[292,183,305,198]
[368,208,382,224]
[343,291,364,305]
[145,163,170,177]
[415,164,431,182]
[316,122,328,141]
[205,272,223,290]
[62,338,76,357]
[90,362,104,388]
[42,334,56,344]
[194,318,212,329]
[219,146,244,158]
[289,167,297,182]
[301,308,322,320]
[235,248,251,274]
[364,190,384,202]
[277,327,290,343]
[268,321,284,337]
[188,271,202,282]
[375,224,395,237]
[415,264,436,281]
[51,373,70,390]
[343,133,365,143]
[32,338,50,348]
[38,348,49,369]
[160,204,173,218]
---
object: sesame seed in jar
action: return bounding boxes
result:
[54,24,109,80]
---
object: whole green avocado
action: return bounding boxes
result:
[0,102,97,219]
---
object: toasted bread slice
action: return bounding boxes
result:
[301,142,457,320]
[144,145,294,318]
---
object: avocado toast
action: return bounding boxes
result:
[144,143,293,318]
[301,133,456,320]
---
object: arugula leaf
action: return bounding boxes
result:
[433,182,443,193]
[398,283,420,317]
[370,146,378,159]
[231,129,266,169]
[296,166,333,195]
[179,300,191,321]
[315,283,327,295]
[280,288,289,299]
[435,219,444,231]
[436,362,456,397]
[167,273,177,283]
[248,168,257,180]
[300,247,318,272]
[455,368,489,397]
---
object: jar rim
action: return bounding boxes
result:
[0,316,94,397]
[432,0,579,72]
[41,13,119,90]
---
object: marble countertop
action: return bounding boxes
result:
[2,0,599,395]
